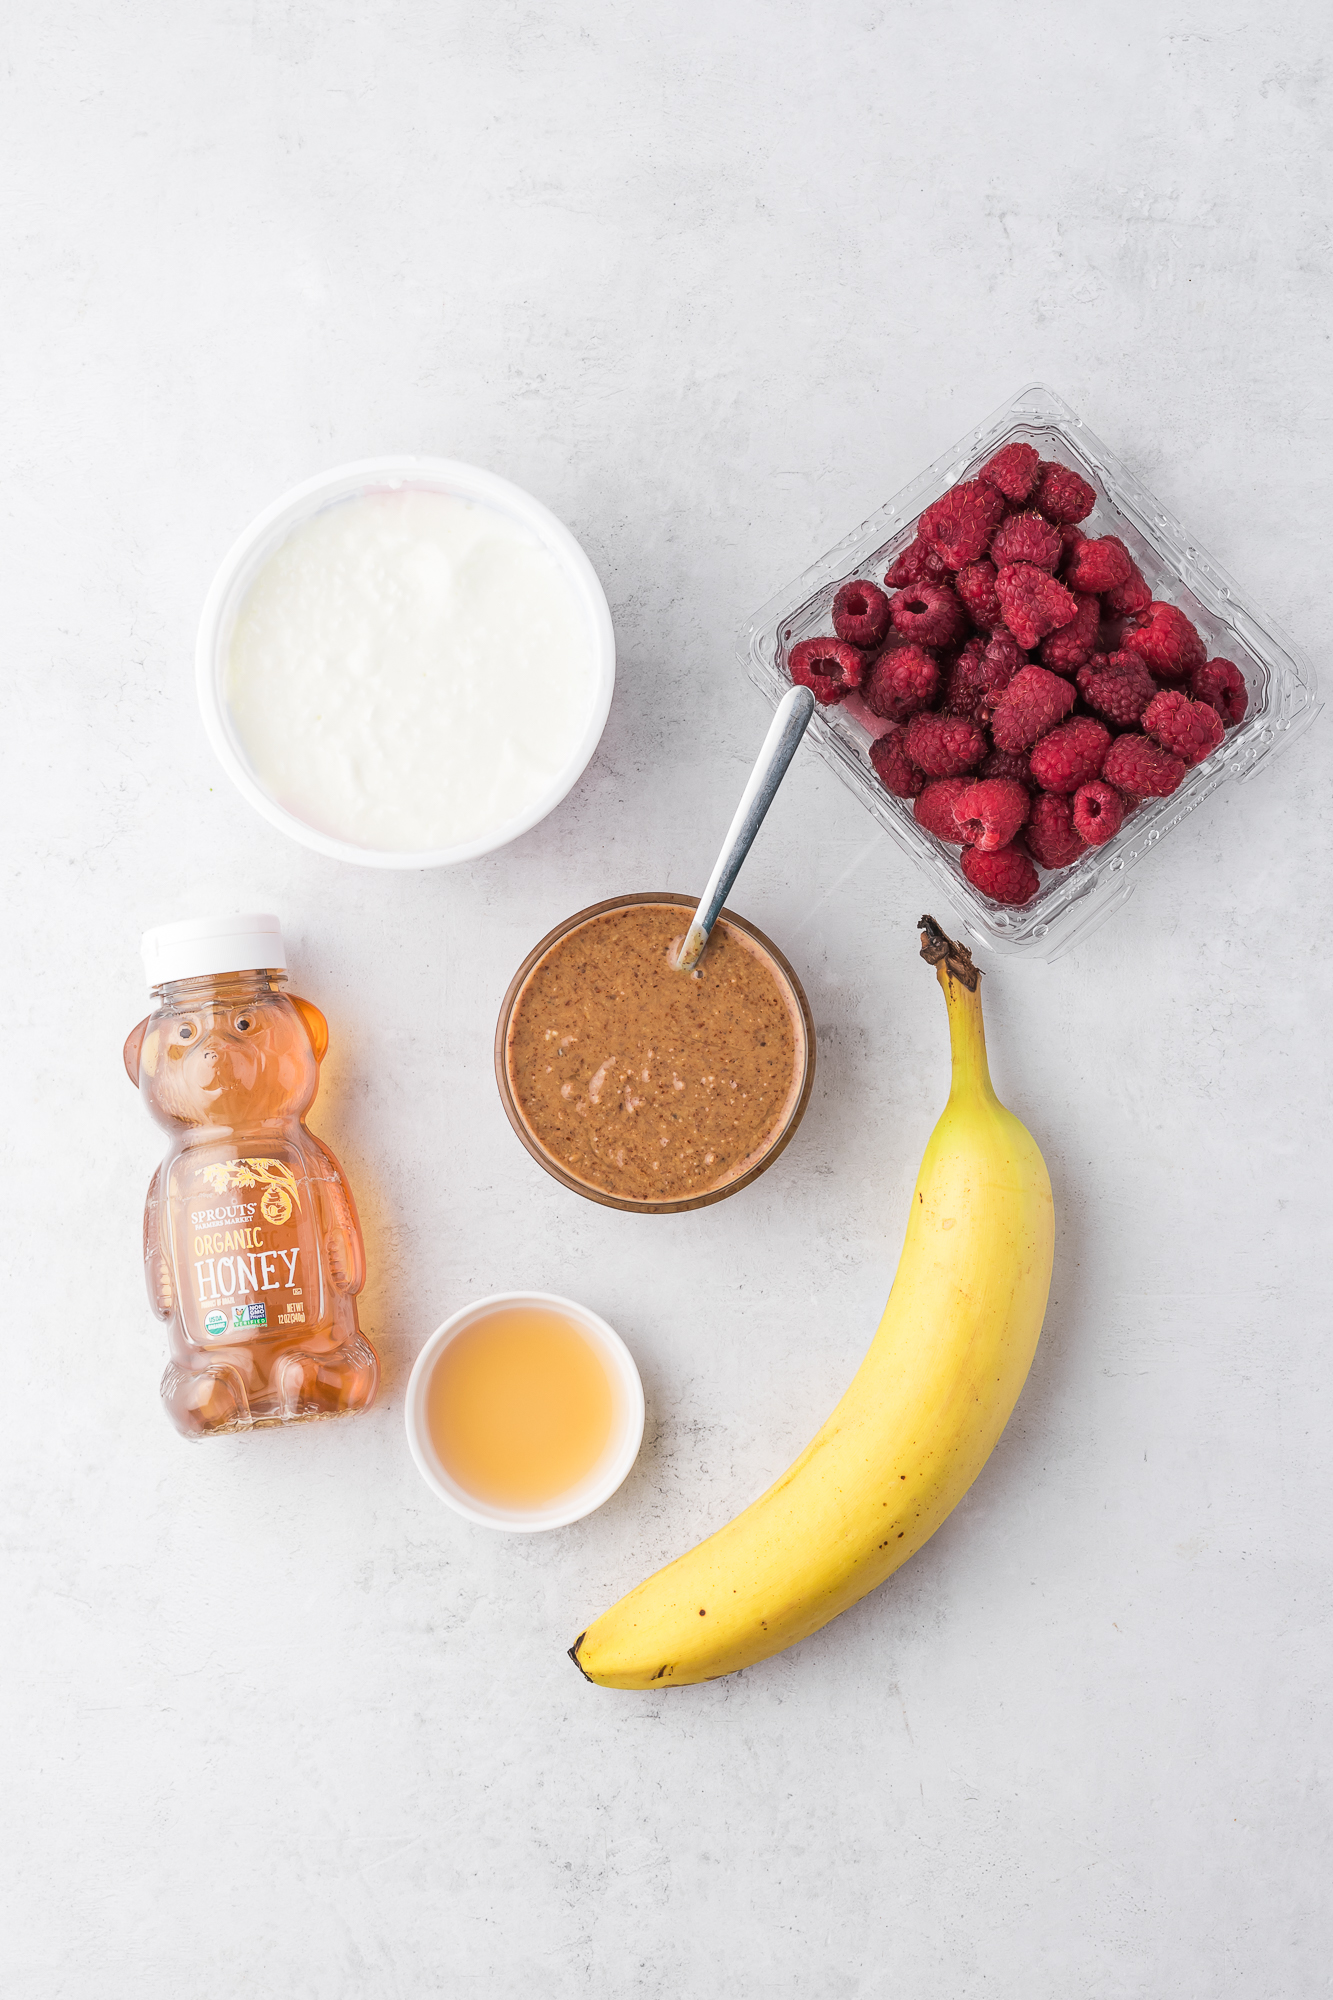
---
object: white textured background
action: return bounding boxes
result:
[4,5,1331,1996]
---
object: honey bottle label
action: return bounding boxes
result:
[169,1150,324,1345]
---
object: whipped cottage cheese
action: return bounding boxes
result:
[224,487,597,853]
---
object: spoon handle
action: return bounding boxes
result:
[675,684,816,973]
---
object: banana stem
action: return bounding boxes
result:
[918,916,997,1105]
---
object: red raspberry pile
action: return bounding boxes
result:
[787,448,1249,907]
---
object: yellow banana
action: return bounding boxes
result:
[570,915,1054,1690]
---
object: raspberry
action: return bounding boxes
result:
[1072,779,1125,846]
[1121,602,1206,684]
[955,559,1002,628]
[889,581,967,650]
[864,642,940,722]
[789,637,863,705]
[952,777,1031,852]
[884,537,951,588]
[976,637,1023,716]
[1038,591,1100,673]
[1191,657,1249,725]
[919,480,1006,569]
[943,635,1021,723]
[990,664,1076,751]
[983,633,1027,680]
[978,441,1040,502]
[1103,560,1152,616]
[1059,524,1087,565]
[1143,689,1225,766]
[903,711,987,778]
[962,842,1040,906]
[1024,793,1085,870]
[869,730,925,799]
[1076,651,1157,728]
[990,510,1062,573]
[940,637,989,719]
[832,579,891,650]
[1028,717,1111,794]
[994,563,1079,649]
[1064,535,1133,595]
[1102,732,1187,798]
[980,747,1031,785]
[913,777,973,843]
[1033,460,1096,525]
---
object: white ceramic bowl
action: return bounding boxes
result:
[404,1291,645,1532]
[195,456,616,869]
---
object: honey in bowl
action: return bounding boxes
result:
[497,895,814,1212]
[425,1303,615,1510]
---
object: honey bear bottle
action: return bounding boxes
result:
[124,913,380,1439]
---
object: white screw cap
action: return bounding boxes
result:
[140,912,286,988]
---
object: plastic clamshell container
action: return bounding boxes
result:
[197,456,616,870]
[738,383,1319,959]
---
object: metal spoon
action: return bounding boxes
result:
[675,684,816,973]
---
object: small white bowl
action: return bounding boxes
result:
[195,456,616,869]
[404,1291,645,1532]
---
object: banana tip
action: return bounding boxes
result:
[918,914,980,990]
[567,1633,595,1683]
